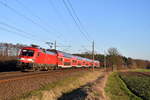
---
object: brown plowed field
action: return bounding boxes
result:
[119,71,150,77]
[0,68,102,100]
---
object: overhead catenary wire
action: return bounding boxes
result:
[46,0,75,47]
[0,1,58,40]
[62,0,91,42]
[14,0,64,40]
[66,0,102,54]
[7,0,71,49]
[0,21,45,43]
[15,0,43,23]
[47,0,70,31]
[62,0,99,55]
[66,0,92,40]
[0,25,40,42]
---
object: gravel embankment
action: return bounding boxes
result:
[0,69,94,100]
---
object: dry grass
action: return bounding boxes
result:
[19,71,102,100]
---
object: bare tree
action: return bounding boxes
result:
[107,48,123,71]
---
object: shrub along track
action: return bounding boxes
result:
[0,68,102,100]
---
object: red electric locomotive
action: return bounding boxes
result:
[18,46,100,71]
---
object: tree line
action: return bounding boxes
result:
[74,48,150,70]
[0,43,26,56]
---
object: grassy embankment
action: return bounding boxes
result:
[16,70,102,100]
[120,70,150,100]
[105,72,141,100]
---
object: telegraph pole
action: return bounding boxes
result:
[54,40,56,50]
[92,40,95,71]
[104,50,107,72]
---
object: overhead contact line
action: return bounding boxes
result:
[62,0,90,42]
[0,1,55,40]
[0,26,38,41]
[66,0,92,41]
[15,0,64,40]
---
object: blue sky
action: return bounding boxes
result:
[0,0,150,60]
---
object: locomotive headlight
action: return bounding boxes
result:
[27,59,34,62]
[19,58,25,60]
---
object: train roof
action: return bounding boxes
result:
[21,47,40,51]
[46,49,100,62]
[22,47,56,54]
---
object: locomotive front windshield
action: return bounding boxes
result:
[21,49,34,56]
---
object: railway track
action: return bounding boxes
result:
[0,68,102,84]
[0,71,53,83]
[0,71,20,76]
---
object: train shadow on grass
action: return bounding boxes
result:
[0,60,20,72]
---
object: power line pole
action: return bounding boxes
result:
[104,50,107,72]
[54,40,56,50]
[92,40,95,71]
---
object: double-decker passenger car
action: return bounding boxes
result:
[18,46,100,71]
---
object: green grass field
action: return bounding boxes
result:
[105,72,141,100]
